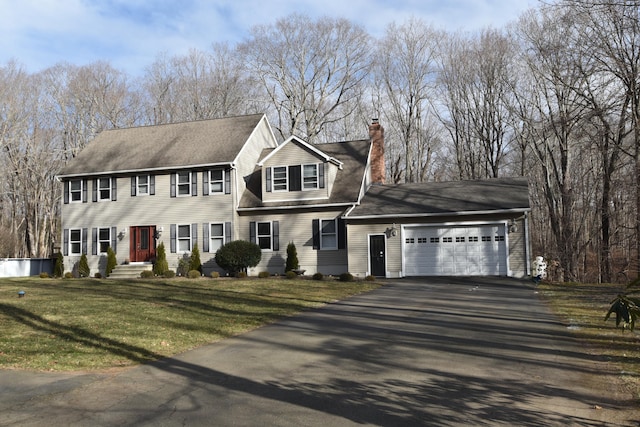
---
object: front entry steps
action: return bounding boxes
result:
[108,263,153,279]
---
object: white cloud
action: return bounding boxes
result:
[0,0,535,76]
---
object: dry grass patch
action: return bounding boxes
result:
[0,276,380,371]
[538,281,640,399]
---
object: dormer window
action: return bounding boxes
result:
[303,164,318,190]
[273,166,288,191]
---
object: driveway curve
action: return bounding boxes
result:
[1,277,637,426]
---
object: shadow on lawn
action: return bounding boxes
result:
[0,303,163,363]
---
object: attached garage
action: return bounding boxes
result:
[403,224,507,276]
[345,178,531,278]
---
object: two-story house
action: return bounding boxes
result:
[58,114,532,278]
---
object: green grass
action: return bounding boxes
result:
[0,276,380,371]
[538,281,640,398]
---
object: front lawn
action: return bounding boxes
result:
[538,281,640,399]
[0,276,380,371]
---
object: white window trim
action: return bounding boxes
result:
[177,172,192,197]
[98,177,111,201]
[257,221,273,251]
[209,222,225,253]
[137,175,150,196]
[209,169,225,195]
[303,163,319,190]
[320,218,338,250]
[272,166,288,192]
[69,179,83,203]
[69,228,82,255]
[177,224,192,252]
[98,227,111,254]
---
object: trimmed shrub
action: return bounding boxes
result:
[163,270,176,278]
[235,271,247,279]
[94,272,102,278]
[365,275,376,281]
[77,254,90,278]
[339,272,354,282]
[64,272,73,279]
[106,247,117,277]
[285,242,299,272]
[154,242,169,276]
[140,270,154,278]
[258,271,270,278]
[177,256,191,276]
[285,270,297,280]
[190,243,202,273]
[54,252,64,278]
[39,272,50,279]
[210,271,220,279]
[215,240,261,275]
[312,272,324,281]
[187,269,201,279]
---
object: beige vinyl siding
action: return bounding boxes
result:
[347,222,402,278]
[346,215,529,278]
[61,174,237,275]
[238,210,348,275]
[234,117,278,200]
[261,142,331,203]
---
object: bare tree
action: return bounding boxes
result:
[376,18,441,183]
[239,14,372,142]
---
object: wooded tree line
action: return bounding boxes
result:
[0,0,638,283]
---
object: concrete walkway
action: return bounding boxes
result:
[1,277,637,426]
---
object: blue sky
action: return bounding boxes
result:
[0,0,537,76]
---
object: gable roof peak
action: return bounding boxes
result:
[257,135,344,168]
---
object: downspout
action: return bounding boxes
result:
[524,212,531,277]
[231,163,238,243]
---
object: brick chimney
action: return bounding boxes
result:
[369,118,385,184]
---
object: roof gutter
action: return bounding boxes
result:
[345,207,531,220]
[56,162,235,179]
[237,202,355,212]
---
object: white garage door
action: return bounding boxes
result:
[404,225,507,276]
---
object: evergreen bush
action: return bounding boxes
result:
[258,271,270,278]
[215,240,261,275]
[106,247,117,277]
[140,270,154,278]
[285,270,297,279]
[339,272,354,282]
[54,252,64,278]
[163,270,176,278]
[77,254,90,278]
[285,242,299,272]
[312,272,324,281]
[190,243,202,273]
[153,242,169,276]
[187,269,201,279]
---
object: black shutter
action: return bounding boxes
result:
[111,226,117,253]
[289,165,301,191]
[150,175,155,195]
[265,168,272,192]
[319,163,325,189]
[203,171,209,196]
[92,179,97,202]
[272,221,279,251]
[312,219,320,250]
[249,221,256,244]
[63,228,69,255]
[82,228,88,254]
[170,224,176,253]
[191,223,198,249]
[170,174,176,197]
[225,169,231,194]
[82,179,88,203]
[202,223,209,252]
[131,177,136,196]
[225,222,231,243]
[92,228,97,255]
[111,178,117,201]
[64,181,69,204]
[191,172,197,196]
[338,218,346,249]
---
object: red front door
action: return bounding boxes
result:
[130,226,156,262]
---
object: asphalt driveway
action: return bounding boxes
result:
[1,277,637,426]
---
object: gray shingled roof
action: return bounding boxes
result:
[59,114,265,176]
[348,177,530,218]
[239,139,371,209]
